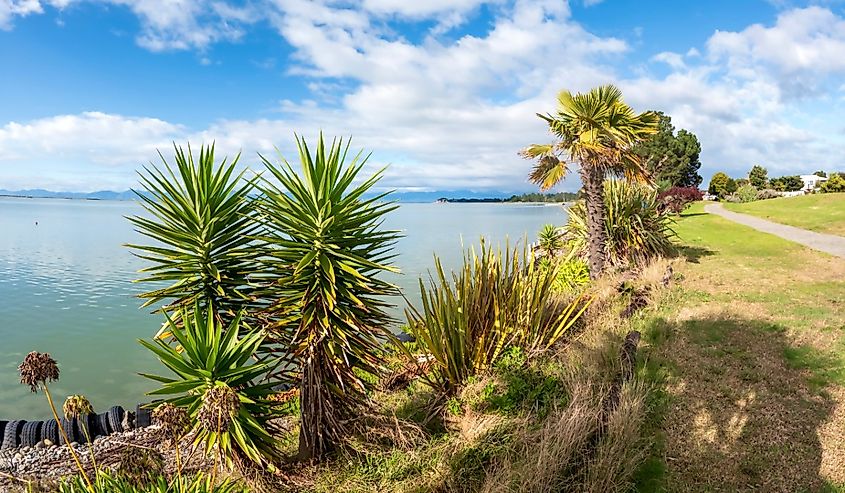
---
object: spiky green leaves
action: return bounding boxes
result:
[127,143,259,320]
[139,305,281,465]
[256,134,401,458]
[565,179,676,266]
[406,242,590,392]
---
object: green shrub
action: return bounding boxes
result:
[406,242,589,392]
[736,183,758,203]
[820,173,845,193]
[139,306,281,466]
[58,470,247,492]
[565,180,676,267]
[483,349,566,417]
[540,257,590,293]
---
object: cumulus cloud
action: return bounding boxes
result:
[0,112,184,190]
[0,0,258,50]
[3,1,845,191]
[0,0,43,30]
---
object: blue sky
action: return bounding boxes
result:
[1,0,844,192]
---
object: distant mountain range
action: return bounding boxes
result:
[0,189,140,200]
[0,188,529,203]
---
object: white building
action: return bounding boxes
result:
[800,174,828,192]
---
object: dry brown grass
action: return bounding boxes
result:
[479,360,649,493]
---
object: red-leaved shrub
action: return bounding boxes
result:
[657,187,703,214]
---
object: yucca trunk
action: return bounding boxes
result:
[297,341,344,460]
[581,167,607,279]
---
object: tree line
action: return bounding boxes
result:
[708,165,845,199]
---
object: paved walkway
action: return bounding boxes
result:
[704,202,845,259]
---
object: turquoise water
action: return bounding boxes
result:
[0,197,566,419]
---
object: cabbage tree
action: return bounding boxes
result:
[127,144,258,327]
[256,135,401,459]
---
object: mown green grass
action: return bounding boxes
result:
[723,193,845,236]
[636,201,845,490]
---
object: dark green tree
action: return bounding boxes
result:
[634,112,703,188]
[708,172,730,197]
[748,165,768,188]
[726,177,738,194]
[814,170,827,178]
[772,175,804,191]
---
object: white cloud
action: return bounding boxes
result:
[0,0,43,30]
[3,2,845,191]
[651,51,686,69]
[0,112,184,190]
[0,0,257,50]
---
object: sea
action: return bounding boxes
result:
[0,197,566,418]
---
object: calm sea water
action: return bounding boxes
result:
[0,197,566,419]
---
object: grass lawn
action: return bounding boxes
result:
[723,193,845,236]
[636,202,845,491]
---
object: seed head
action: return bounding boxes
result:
[19,351,60,392]
[152,402,191,438]
[197,385,239,433]
[63,395,94,419]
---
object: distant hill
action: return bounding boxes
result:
[0,189,140,200]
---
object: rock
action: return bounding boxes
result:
[34,441,44,449]
[43,439,53,447]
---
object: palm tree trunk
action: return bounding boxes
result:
[580,168,607,279]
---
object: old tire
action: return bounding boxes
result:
[77,414,96,442]
[42,419,60,445]
[2,421,25,450]
[20,421,42,447]
[135,404,152,428]
[95,412,112,436]
[59,418,78,444]
[107,406,125,434]
[0,420,7,446]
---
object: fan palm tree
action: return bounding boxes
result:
[256,134,401,460]
[521,85,658,278]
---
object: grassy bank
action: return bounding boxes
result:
[723,193,845,236]
[637,202,845,491]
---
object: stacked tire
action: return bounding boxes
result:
[0,405,135,449]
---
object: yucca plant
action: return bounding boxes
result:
[565,179,676,267]
[537,224,564,258]
[139,304,281,466]
[406,241,590,392]
[127,143,259,329]
[256,134,401,460]
[58,470,248,493]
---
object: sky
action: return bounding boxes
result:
[1,0,845,193]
